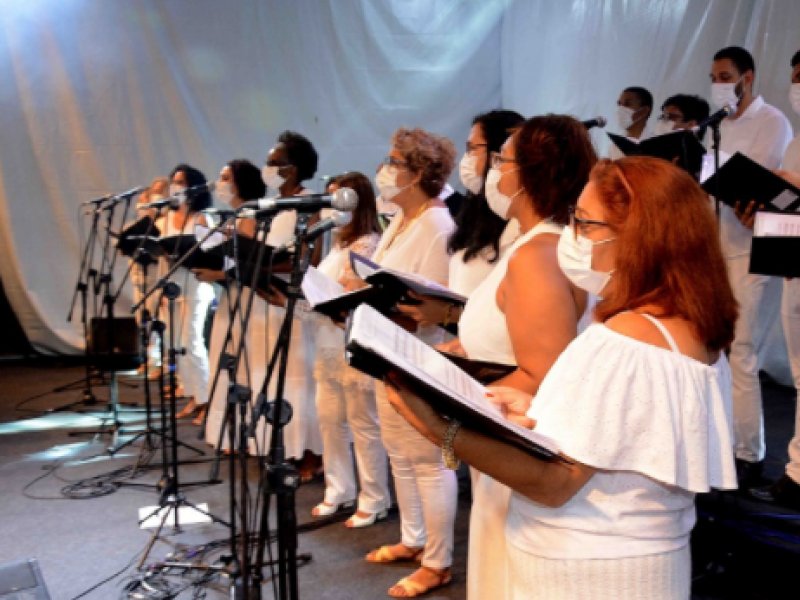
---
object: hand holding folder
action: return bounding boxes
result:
[345,304,564,462]
[701,152,800,213]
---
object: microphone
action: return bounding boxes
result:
[82,186,145,207]
[138,196,182,210]
[138,182,217,210]
[202,208,236,218]
[581,116,607,130]
[178,181,216,198]
[238,187,358,215]
[694,103,736,130]
[276,211,352,251]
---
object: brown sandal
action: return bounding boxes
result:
[365,544,424,564]
[388,567,451,598]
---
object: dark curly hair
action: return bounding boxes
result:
[169,164,212,212]
[277,130,318,183]
[391,127,456,198]
[228,159,266,201]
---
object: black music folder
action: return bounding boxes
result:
[749,211,800,277]
[159,234,226,271]
[345,304,566,462]
[608,130,705,176]
[301,254,467,322]
[701,152,800,212]
[350,252,467,305]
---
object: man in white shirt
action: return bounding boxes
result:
[608,86,653,160]
[710,46,793,487]
[749,50,800,509]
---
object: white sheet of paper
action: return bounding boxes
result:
[348,304,560,453]
[754,211,800,237]
[301,266,345,306]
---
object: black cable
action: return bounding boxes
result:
[68,549,141,599]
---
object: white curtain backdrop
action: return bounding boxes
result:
[0,0,798,354]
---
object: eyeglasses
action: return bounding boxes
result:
[381,156,408,169]
[658,112,684,123]
[490,151,517,169]
[568,206,612,239]
[465,142,488,154]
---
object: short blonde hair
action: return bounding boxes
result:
[391,127,456,198]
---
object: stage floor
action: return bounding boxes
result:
[0,360,797,599]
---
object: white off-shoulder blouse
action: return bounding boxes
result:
[506,322,737,560]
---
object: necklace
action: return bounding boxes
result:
[384,200,430,251]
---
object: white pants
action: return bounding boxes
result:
[468,473,512,599]
[781,279,800,483]
[175,274,215,406]
[315,374,390,513]
[726,255,771,462]
[376,383,457,570]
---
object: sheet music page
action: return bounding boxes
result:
[349,304,560,453]
[350,251,379,280]
[194,224,227,251]
[754,212,800,237]
[301,265,345,307]
[379,267,466,302]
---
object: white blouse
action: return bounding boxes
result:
[506,322,737,560]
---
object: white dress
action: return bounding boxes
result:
[458,219,563,600]
[157,213,215,405]
[505,318,737,598]
[204,202,322,458]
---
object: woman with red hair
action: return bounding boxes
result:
[386,157,738,598]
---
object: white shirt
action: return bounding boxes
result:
[714,96,793,257]
[506,323,737,560]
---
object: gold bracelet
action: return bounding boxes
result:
[442,419,462,470]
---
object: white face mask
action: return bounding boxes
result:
[459,153,484,195]
[710,79,742,110]
[484,167,521,220]
[653,118,676,137]
[375,164,413,201]
[789,82,800,117]
[556,227,615,296]
[616,105,637,131]
[169,183,186,199]
[261,165,286,191]
[215,181,234,205]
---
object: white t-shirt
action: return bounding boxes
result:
[506,323,737,560]
[714,96,793,257]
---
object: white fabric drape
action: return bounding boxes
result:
[0,0,798,355]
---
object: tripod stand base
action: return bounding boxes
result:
[138,502,213,528]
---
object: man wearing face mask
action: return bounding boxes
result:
[747,50,800,509]
[709,46,793,489]
[608,86,653,160]
[653,94,710,140]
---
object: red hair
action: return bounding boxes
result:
[592,157,737,352]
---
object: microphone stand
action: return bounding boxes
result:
[67,198,143,450]
[54,204,105,412]
[136,280,230,571]
[248,212,314,600]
